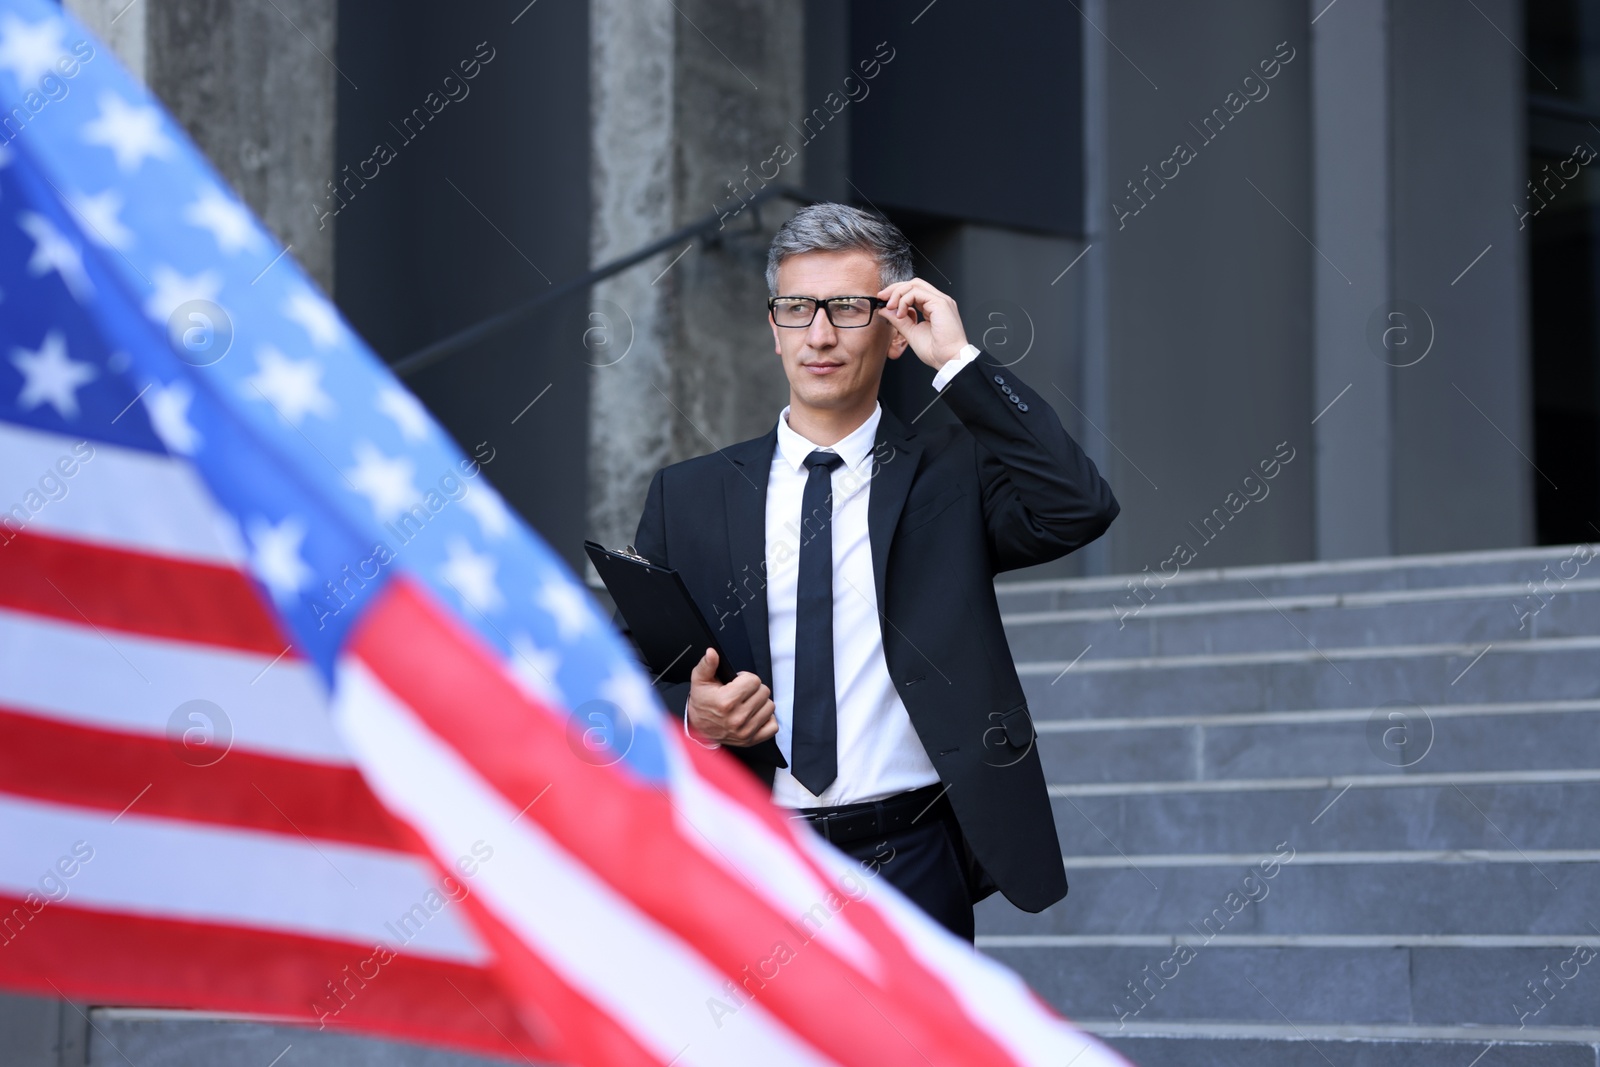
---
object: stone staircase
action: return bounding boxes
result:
[11,543,1600,1065]
[977,543,1600,1066]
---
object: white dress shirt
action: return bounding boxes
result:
[931,343,979,391]
[766,401,935,808]
[766,348,978,808]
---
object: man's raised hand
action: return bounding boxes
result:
[876,277,970,370]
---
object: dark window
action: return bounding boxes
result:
[1527,1,1600,543]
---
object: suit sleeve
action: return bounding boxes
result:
[612,468,693,720]
[937,351,1120,574]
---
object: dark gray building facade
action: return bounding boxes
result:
[9,0,1593,1062]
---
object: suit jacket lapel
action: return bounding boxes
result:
[723,427,777,687]
[868,403,921,616]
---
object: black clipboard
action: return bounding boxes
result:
[585,539,736,685]
[586,540,788,770]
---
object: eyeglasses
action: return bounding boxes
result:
[767,295,887,329]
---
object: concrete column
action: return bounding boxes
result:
[1310,0,1533,557]
[1095,0,1315,574]
[66,0,338,294]
[587,0,678,559]
[1389,0,1532,551]
[62,0,144,83]
[587,0,805,557]
[1078,0,1113,578]
[1309,0,1395,559]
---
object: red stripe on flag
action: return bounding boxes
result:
[0,528,290,655]
[349,577,1023,1066]
[0,894,544,1062]
[0,705,404,850]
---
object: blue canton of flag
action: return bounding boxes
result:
[0,0,666,783]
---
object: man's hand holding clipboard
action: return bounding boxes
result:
[586,541,784,763]
[678,647,779,751]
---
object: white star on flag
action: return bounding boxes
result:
[143,264,222,322]
[18,211,91,301]
[184,183,264,255]
[10,330,95,419]
[245,345,334,425]
[507,631,565,707]
[67,189,134,250]
[375,384,430,441]
[246,515,313,605]
[345,440,419,523]
[536,576,594,641]
[283,285,343,348]
[82,92,175,173]
[440,537,504,614]
[461,484,513,540]
[144,380,201,454]
[0,14,66,88]
[598,666,661,734]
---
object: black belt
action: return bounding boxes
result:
[790,783,949,847]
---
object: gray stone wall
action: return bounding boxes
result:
[586,0,804,559]
[66,0,338,294]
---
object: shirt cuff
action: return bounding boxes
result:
[931,343,981,392]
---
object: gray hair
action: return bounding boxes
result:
[765,202,914,297]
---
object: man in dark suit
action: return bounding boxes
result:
[620,203,1119,942]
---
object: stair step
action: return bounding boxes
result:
[87,1008,508,1065]
[1049,768,1600,797]
[1046,780,1600,856]
[1001,580,1600,660]
[1034,708,1600,784]
[982,934,1600,948]
[1020,636,1600,717]
[978,943,1600,1029]
[976,861,1597,936]
[1088,1025,1600,1067]
[994,542,1599,612]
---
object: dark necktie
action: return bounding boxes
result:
[792,448,844,795]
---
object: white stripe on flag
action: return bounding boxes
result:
[333,656,842,1067]
[0,607,350,765]
[0,422,244,564]
[660,740,883,979]
[797,834,1133,1067]
[0,791,489,964]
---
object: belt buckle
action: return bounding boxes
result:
[790,807,837,844]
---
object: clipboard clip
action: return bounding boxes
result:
[617,544,652,564]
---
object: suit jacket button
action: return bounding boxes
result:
[1009,393,1021,404]
[992,375,1005,385]
[1000,385,1012,395]
[1018,402,1029,412]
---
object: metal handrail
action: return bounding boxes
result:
[392,183,818,377]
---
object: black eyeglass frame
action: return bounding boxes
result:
[766,295,889,328]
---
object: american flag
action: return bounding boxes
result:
[0,2,1131,1063]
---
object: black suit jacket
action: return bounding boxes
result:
[618,351,1119,913]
